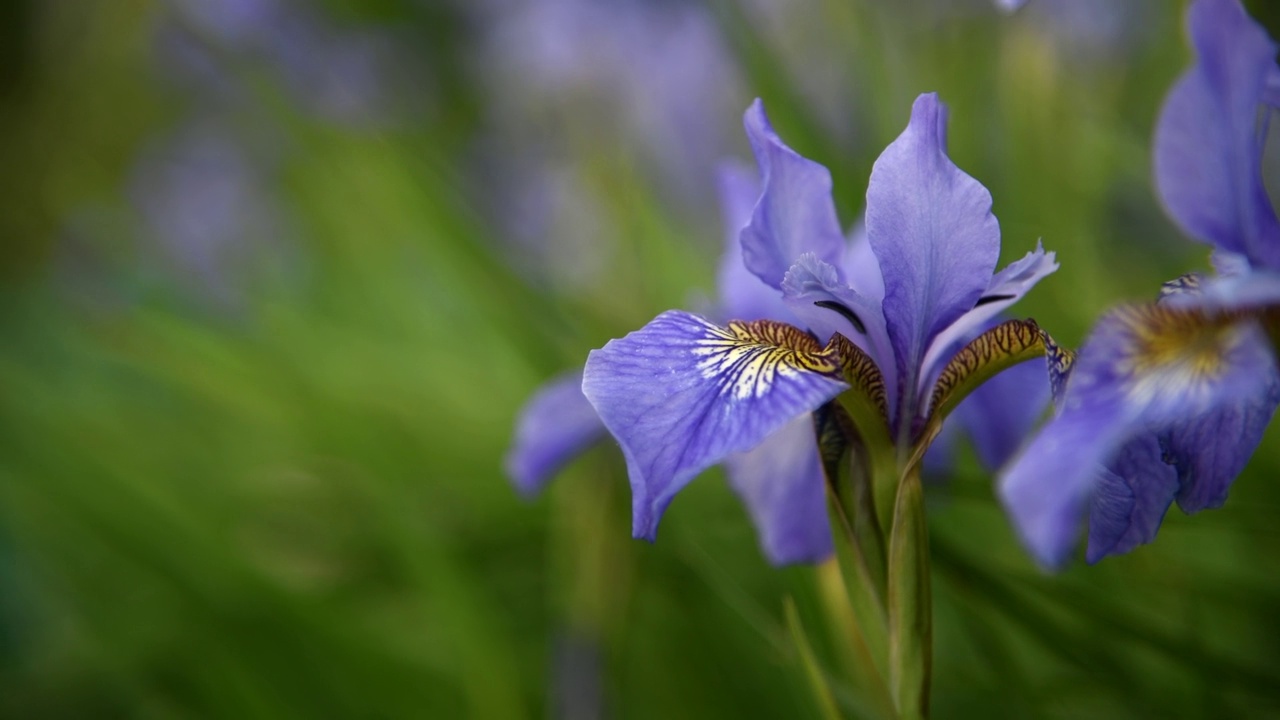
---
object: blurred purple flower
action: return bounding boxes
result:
[473,0,748,284]
[128,122,287,304]
[158,0,413,127]
[477,0,743,198]
[1000,0,1280,568]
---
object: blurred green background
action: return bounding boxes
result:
[2,0,1280,717]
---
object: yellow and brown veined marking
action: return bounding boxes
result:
[1112,303,1259,406]
[692,319,843,400]
[926,318,1047,423]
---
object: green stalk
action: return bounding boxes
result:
[784,596,845,720]
[886,466,932,719]
[817,407,891,691]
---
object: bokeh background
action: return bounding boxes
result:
[2,0,1280,717]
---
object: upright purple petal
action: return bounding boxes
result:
[865,93,1002,406]
[724,415,833,565]
[583,311,848,541]
[740,100,847,289]
[1153,0,1280,271]
[1085,434,1179,563]
[1163,370,1280,512]
[715,161,790,322]
[505,371,607,497]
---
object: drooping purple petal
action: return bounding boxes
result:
[919,243,1058,393]
[1153,0,1280,271]
[505,371,607,497]
[715,160,790,323]
[724,415,833,565]
[1163,369,1280,512]
[1085,434,1179,563]
[582,311,848,541]
[999,396,1132,568]
[865,93,1002,406]
[952,358,1051,472]
[740,99,847,290]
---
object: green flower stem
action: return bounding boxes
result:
[886,465,932,719]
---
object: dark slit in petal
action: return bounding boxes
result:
[975,293,1016,307]
[813,300,867,335]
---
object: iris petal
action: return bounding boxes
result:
[865,93,1002,406]
[724,415,833,565]
[583,311,848,541]
[1085,434,1179,564]
[740,100,847,290]
[1163,369,1280,513]
[1000,397,1132,568]
[715,160,790,322]
[1153,0,1280,271]
[505,371,607,497]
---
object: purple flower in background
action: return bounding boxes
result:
[160,0,412,127]
[999,0,1280,568]
[476,0,743,201]
[474,0,746,286]
[580,94,1055,556]
[129,122,288,304]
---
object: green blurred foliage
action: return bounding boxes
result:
[0,0,1279,718]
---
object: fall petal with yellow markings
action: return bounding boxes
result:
[583,310,850,542]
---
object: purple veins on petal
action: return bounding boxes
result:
[740,99,847,290]
[505,371,607,497]
[582,311,847,542]
[724,414,833,565]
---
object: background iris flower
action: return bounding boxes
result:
[1000,0,1280,569]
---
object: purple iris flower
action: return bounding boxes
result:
[999,0,1280,568]
[578,94,1056,559]
[506,158,836,565]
